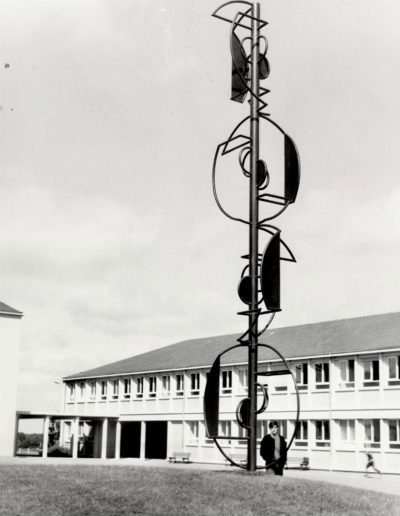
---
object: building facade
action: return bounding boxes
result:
[60,313,400,473]
[0,302,23,457]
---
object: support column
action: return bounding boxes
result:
[13,414,20,456]
[115,421,121,459]
[140,421,146,459]
[42,416,50,458]
[379,418,385,471]
[166,421,172,459]
[101,418,108,459]
[330,420,340,471]
[355,419,363,469]
[310,419,316,449]
[72,416,80,459]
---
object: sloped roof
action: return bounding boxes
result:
[0,301,23,317]
[64,312,400,380]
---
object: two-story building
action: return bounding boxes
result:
[50,312,400,472]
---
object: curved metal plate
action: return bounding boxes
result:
[238,275,252,304]
[204,356,220,437]
[260,232,281,311]
[257,342,301,464]
[237,397,250,428]
[256,159,269,188]
[231,33,249,103]
[284,134,300,203]
[259,54,270,79]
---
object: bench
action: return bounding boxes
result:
[168,452,191,463]
[225,454,247,466]
[285,456,310,470]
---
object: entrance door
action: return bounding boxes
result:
[145,421,167,459]
[120,422,141,458]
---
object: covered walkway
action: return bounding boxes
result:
[16,411,118,459]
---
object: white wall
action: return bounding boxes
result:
[0,313,22,456]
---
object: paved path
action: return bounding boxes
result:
[285,468,400,498]
[2,456,399,497]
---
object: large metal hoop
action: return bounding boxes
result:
[256,342,300,470]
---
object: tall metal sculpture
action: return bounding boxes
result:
[204,1,301,472]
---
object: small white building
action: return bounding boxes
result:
[55,312,400,472]
[0,302,23,457]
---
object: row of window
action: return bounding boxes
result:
[67,370,240,402]
[68,372,204,402]
[291,355,400,391]
[186,419,400,450]
[296,419,400,449]
[66,355,400,402]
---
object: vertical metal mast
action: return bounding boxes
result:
[206,0,301,473]
[248,1,260,473]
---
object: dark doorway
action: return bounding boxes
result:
[120,422,141,458]
[145,421,167,459]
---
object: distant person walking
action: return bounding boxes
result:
[365,452,381,477]
[260,420,287,476]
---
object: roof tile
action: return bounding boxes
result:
[64,312,400,380]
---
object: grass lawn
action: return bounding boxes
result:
[0,464,398,516]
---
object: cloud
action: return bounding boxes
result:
[2,0,399,413]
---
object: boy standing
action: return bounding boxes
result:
[260,420,287,475]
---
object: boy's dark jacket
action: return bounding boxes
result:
[260,434,287,466]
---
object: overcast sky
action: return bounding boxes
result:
[1,0,400,412]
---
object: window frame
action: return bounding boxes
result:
[78,382,85,401]
[295,420,308,447]
[112,379,119,400]
[295,363,308,390]
[256,420,269,441]
[388,356,400,386]
[68,383,75,402]
[363,359,380,387]
[148,376,157,398]
[236,422,247,446]
[175,374,184,397]
[388,419,400,449]
[238,368,248,392]
[219,420,231,443]
[190,373,200,396]
[221,370,232,394]
[135,377,144,399]
[123,378,131,399]
[338,359,355,389]
[100,380,107,400]
[315,362,330,389]
[315,420,330,447]
[161,375,171,398]
[338,419,355,445]
[89,381,96,401]
[188,421,199,444]
[363,419,381,449]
